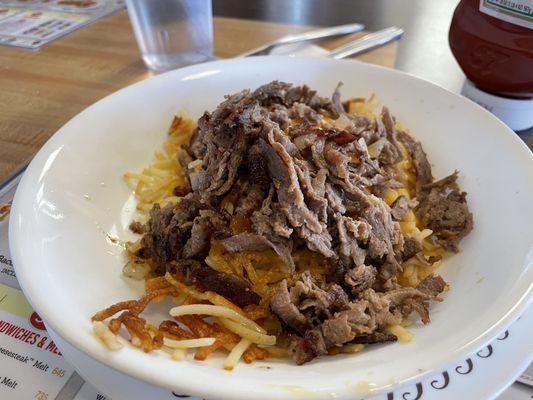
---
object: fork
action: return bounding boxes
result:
[237,22,365,57]
[326,26,404,59]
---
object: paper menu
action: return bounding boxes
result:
[0,0,125,49]
[0,280,112,400]
[0,282,77,398]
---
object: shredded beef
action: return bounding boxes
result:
[182,210,229,259]
[270,280,311,334]
[344,265,377,295]
[129,221,145,234]
[351,332,398,344]
[417,172,473,252]
[417,275,447,297]
[398,131,433,194]
[280,272,446,364]
[271,271,348,334]
[140,193,202,265]
[133,81,473,365]
[173,260,260,307]
[390,195,411,221]
[402,237,423,260]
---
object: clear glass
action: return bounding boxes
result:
[125,0,213,72]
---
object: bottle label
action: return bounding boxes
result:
[479,0,533,28]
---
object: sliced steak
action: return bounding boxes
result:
[290,271,349,321]
[398,131,433,194]
[417,275,447,297]
[401,237,423,261]
[234,184,265,218]
[219,232,274,252]
[377,107,403,165]
[218,232,293,270]
[140,193,202,265]
[289,102,321,124]
[174,260,261,307]
[390,195,411,221]
[271,271,349,334]
[270,280,311,334]
[363,196,403,261]
[417,172,473,252]
[250,187,295,270]
[331,82,348,117]
[351,331,398,344]
[325,183,346,215]
[182,210,229,259]
[245,147,270,196]
[258,137,335,258]
[294,158,328,222]
[268,105,290,130]
[285,273,442,364]
[129,221,145,234]
[335,215,370,267]
[344,264,377,295]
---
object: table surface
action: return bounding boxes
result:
[0,11,399,182]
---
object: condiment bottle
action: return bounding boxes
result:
[449,0,533,131]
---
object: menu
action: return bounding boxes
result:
[0,0,124,49]
[0,172,531,400]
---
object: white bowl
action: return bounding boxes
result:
[9,56,533,400]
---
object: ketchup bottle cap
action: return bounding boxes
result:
[462,80,533,131]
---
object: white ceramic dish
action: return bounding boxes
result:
[9,56,533,400]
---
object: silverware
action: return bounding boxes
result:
[327,26,404,59]
[238,22,365,57]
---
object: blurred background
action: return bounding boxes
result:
[213,0,464,92]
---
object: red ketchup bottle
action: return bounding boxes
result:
[449,0,533,131]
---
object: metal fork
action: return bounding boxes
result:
[327,26,404,59]
[237,22,365,57]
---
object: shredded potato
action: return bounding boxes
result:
[123,116,194,213]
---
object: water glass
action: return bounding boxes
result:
[126,0,213,72]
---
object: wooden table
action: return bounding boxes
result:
[0,11,398,182]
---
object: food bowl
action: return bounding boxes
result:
[9,56,533,400]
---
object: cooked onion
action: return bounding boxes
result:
[122,261,151,280]
[367,137,387,158]
[219,319,276,346]
[169,304,265,333]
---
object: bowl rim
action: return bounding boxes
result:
[9,56,533,400]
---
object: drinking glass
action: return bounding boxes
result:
[126,0,213,72]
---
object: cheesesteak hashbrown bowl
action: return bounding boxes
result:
[9,56,533,400]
